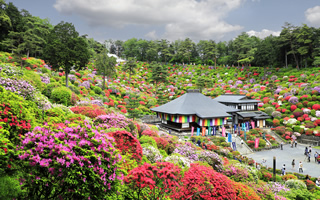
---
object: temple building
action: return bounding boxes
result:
[214,94,270,128]
[151,90,270,132]
[150,89,239,131]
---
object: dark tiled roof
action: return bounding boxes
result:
[214,94,260,103]
[237,111,271,119]
[151,91,239,118]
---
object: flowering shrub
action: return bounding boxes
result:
[288,96,298,104]
[124,162,182,200]
[142,145,163,163]
[198,150,223,171]
[0,130,18,176]
[164,154,192,168]
[18,121,123,199]
[0,86,41,144]
[285,179,307,190]
[268,182,290,194]
[71,104,107,118]
[232,181,261,200]
[141,129,159,137]
[153,137,168,151]
[0,77,35,100]
[51,87,72,106]
[171,163,237,199]
[222,164,253,182]
[108,130,143,163]
[79,80,90,89]
[173,143,198,161]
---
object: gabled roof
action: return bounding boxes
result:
[151,90,239,118]
[237,111,271,119]
[214,94,260,104]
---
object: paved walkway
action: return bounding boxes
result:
[246,143,320,178]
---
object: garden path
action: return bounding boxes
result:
[246,143,320,178]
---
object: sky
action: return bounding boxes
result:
[7,0,320,43]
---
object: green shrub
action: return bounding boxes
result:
[42,82,61,98]
[23,70,45,92]
[94,86,102,94]
[41,67,50,74]
[51,87,72,106]
[0,175,23,200]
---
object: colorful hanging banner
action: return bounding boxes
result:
[191,126,194,136]
[228,133,232,143]
[255,138,260,148]
[202,127,206,136]
[198,118,224,126]
[212,126,216,136]
[251,121,255,129]
[222,126,226,137]
[232,142,236,151]
[197,127,200,136]
[208,127,212,136]
[158,113,196,123]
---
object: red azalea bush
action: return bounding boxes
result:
[108,130,143,163]
[70,104,106,118]
[171,163,237,200]
[273,119,280,126]
[124,162,182,200]
[290,105,297,112]
[141,129,159,137]
[153,137,169,151]
[312,104,320,110]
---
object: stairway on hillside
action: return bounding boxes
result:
[262,128,285,144]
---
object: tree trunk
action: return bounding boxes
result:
[27,50,29,59]
[214,57,217,70]
[65,71,69,87]
[293,53,299,70]
[285,50,288,68]
[103,68,106,90]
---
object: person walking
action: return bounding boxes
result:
[305,147,309,156]
[294,140,297,147]
[281,164,286,176]
[315,152,319,162]
[197,139,201,147]
[292,159,295,170]
[299,161,303,173]
[308,152,311,162]
[309,146,312,154]
[280,142,284,150]
[291,140,294,148]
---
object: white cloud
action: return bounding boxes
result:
[305,6,320,26]
[246,29,280,39]
[145,31,158,40]
[53,0,245,40]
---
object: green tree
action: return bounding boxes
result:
[177,38,194,63]
[126,93,143,120]
[123,38,139,59]
[95,49,117,90]
[123,57,137,85]
[279,22,299,69]
[146,40,159,62]
[150,62,169,95]
[43,21,90,87]
[296,24,314,68]
[158,39,172,63]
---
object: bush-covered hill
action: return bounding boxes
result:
[1,52,320,199]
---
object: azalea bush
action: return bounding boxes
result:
[0,77,35,100]
[108,130,143,163]
[0,86,42,144]
[171,163,237,199]
[124,162,182,200]
[18,121,124,199]
[142,145,163,163]
[70,104,107,118]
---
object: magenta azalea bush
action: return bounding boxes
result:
[18,121,123,199]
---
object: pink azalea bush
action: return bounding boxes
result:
[18,120,123,199]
